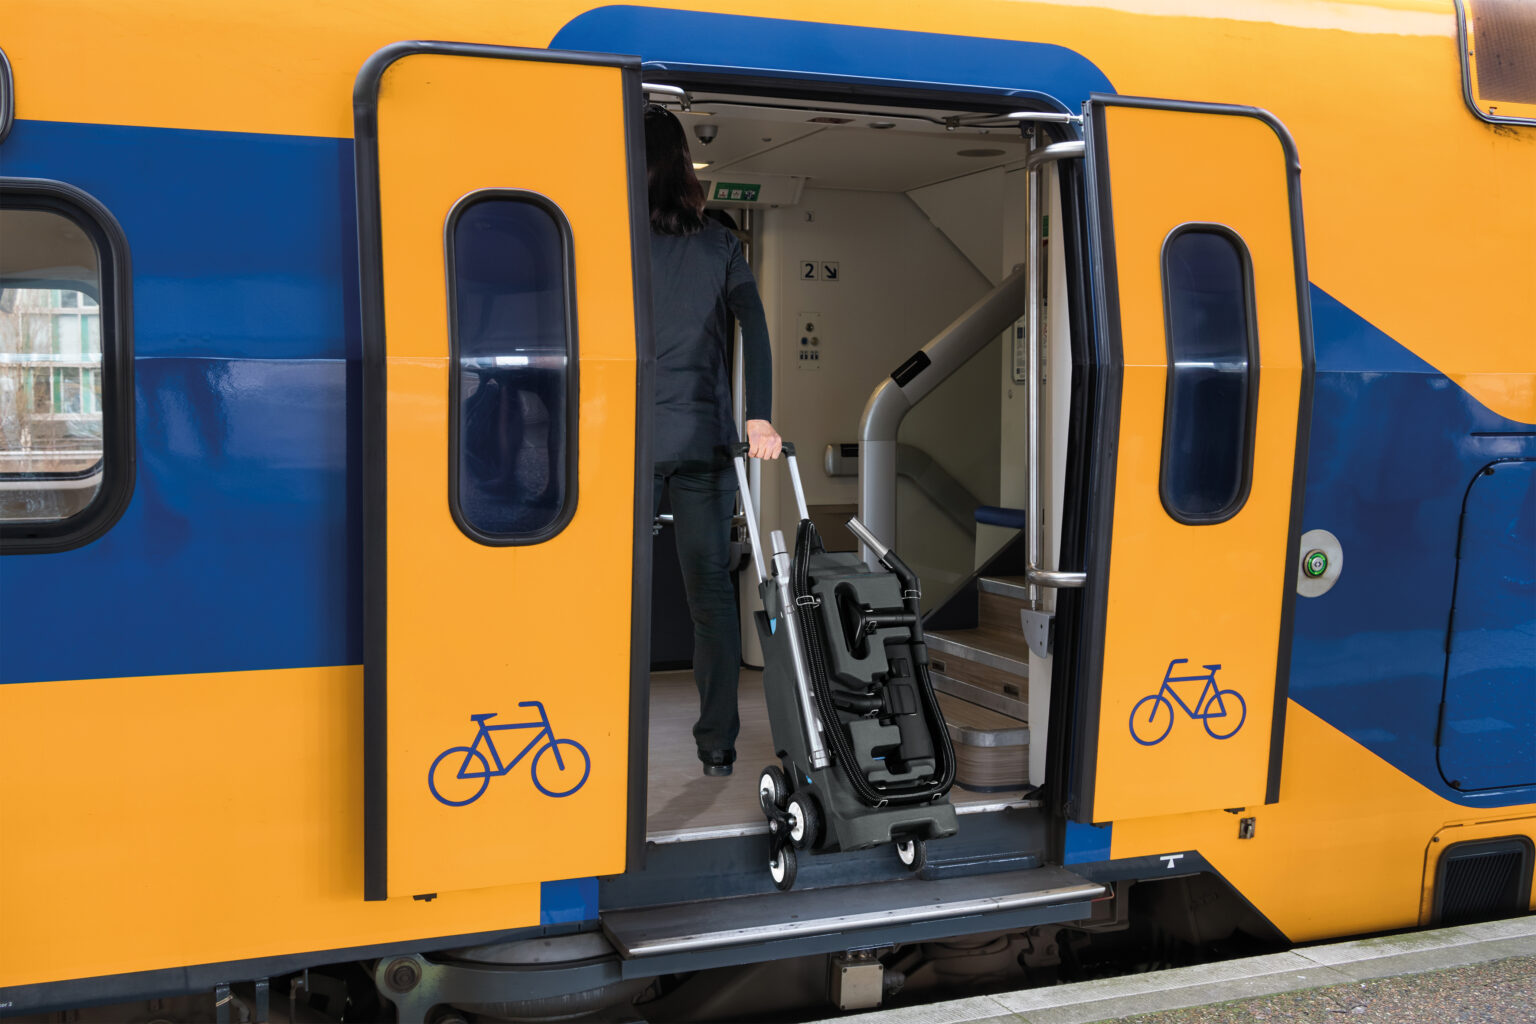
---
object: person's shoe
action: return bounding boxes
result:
[700,750,735,777]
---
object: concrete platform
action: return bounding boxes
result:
[809,915,1536,1024]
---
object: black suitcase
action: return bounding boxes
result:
[731,443,958,891]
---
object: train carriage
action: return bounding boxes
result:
[0,0,1532,1020]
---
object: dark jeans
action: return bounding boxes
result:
[654,461,741,762]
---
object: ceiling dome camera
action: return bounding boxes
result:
[693,123,718,145]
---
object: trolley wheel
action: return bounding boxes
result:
[895,837,926,873]
[786,792,823,850]
[769,841,798,891]
[759,765,789,813]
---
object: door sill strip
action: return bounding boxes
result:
[645,798,1041,845]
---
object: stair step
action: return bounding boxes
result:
[928,647,1027,704]
[937,692,1028,746]
[978,575,1031,601]
[926,627,1029,676]
[979,587,1029,637]
[932,671,1029,721]
[602,867,1104,958]
[936,692,1030,791]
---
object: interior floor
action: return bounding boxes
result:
[646,669,1028,840]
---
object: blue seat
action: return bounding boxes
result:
[974,505,1028,530]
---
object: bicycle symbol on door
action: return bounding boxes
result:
[428,701,591,806]
[1129,659,1247,746]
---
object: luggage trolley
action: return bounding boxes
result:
[731,442,958,891]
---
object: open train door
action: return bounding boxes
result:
[355,43,651,899]
[1069,96,1314,824]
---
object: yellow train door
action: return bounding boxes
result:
[355,43,651,899]
[1071,96,1314,824]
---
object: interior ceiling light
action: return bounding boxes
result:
[808,116,855,124]
[957,148,1007,157]
[868,121,896,130]
[692,161,712,169]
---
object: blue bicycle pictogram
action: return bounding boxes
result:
[428,702,591,806]
[1129,659,1247,746]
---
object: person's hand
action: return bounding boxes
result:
[746,419,783,459]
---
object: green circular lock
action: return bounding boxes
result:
[1303,550,1328,578]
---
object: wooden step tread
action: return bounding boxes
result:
[928,648,1027,702]
[937,692,1027,730]
[932,671,1028,720]
[936,692,1030,790]
[936,692,1028,746]
[927,625,1030,673]
[979,588,1029,635]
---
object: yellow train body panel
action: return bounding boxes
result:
[1113,701,1536,942]
[0,669,541,985]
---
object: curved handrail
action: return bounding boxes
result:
[857,265,1030,561]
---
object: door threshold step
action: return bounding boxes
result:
[602,866,1104,958]
[644,797,1042,845]
[920,850,1041,881]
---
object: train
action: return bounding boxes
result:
[1,0,1532,1020]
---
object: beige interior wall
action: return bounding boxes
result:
[736,169,1028,660]
[754,186,995,548]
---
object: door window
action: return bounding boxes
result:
[1159,225,1258,525]
[448,192,577,543]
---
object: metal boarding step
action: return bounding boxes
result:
[602,867,1104,968]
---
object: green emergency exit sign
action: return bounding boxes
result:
[713,182,761,202]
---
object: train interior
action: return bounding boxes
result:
[639,84,1076,852]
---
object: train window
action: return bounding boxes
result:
[0,181,133,553]
[1158,225,1257,525]
[1459,0,1536,124]
[447,191,577,545]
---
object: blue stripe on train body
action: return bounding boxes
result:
[552,4,1113,104]
[1,10,1531,816]
[0,118,362,684]
[1291,287,1536,809]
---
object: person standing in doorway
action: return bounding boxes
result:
[645,105,781,778]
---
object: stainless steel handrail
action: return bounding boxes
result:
[1028,568,1085,588]
[641,83,691,111]
[1026,134,1088,601]
[1006,111,1083,126]
[1026,140,1085,171]
[857,265,1031,565]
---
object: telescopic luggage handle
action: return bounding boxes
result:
[729,441,835,771]
[729,440,811,585]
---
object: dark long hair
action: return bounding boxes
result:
[645,105,706,236]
